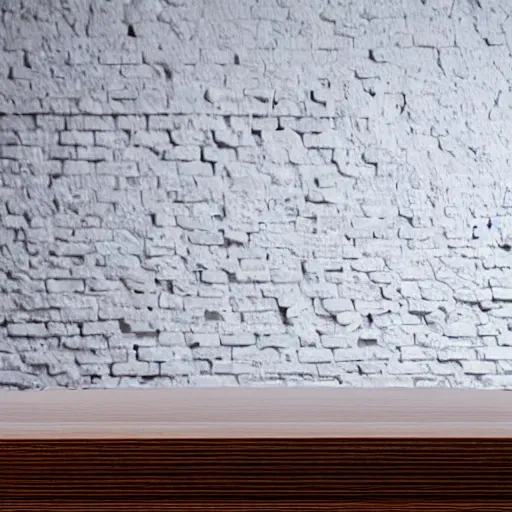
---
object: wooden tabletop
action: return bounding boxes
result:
[1,387,512,439]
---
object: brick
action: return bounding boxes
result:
[178,162,213,176]
[159,292,184,309]
[351,258,386,273]
[164,146,200,161]
[82,322,119,336]
[444,322,477,338]
[62,335,108,350]
[201,270,228,284]
[8,323,49,337]
[335,312,361,327]
[185,333,221,347]
[159,332,186,346]
[111,362,159,377]
[47,279,85,293]
[492,288,512,301]
[258,335,300,349]
[160,361,196,375]
[188,375,239,386]
[117,116,147,131]
[77,146,113,160]
[0,372,42,389]
[0,115,36,131]
[60,131,94,145]
[137,347,176,362]
[334,347,392,362]
[76,349,127,364]
[132,131,169,146]
[202,147,236,163]
[221,334,256,346]
[401,346,436,361]
[97,161,139,176]
[462,361,496,375]
[298,348,333,363]
[95,131,130,147]
[320,335,353,349]
[67,116,116,131]
[479,347,512,361]
[322,298,353,313]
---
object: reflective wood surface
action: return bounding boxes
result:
[2,387,512,438]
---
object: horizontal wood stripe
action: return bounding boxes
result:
[3,439,512,502]
[6,501,502,510]
[1,501,511,512]
[2,388,512,439]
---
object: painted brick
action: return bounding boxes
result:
[2,1,512,390]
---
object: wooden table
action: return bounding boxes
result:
[2,387,512,511]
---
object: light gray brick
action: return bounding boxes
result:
[322,298,354,313]
[221,334,256,346]
[138,347,176,362]
[67,116,116,131]
[186,333,221,347]
[96,161,138,176]
[492,288,512,301]
[258,335,300,349]
[178,162,213,176]
[164,146,201,161]
[60,131,94,145]
[401,346,436,361]
[132,131,169,146]
[8,323,49,337]
[111,361,159,377]
[201,270,228,284]
[95,131,130,147]
[76,349,127,364]
[117,116,147,131]
[82,321,119,336]
[320,335,353,349]
[159,292,184,309]
[298,348,333,363]
[160,361,196,375]
[479,347,512,361]
[462,361,496,375]
[189,231,224,245]
[46,279,85,293]
[159,332,186,346]
[0,115,36,131]
[188,375,239,386]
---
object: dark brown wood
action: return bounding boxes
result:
[2,439,512,510]
[2,389,512,511]
[2,501,512,512]
[4,501,512,511]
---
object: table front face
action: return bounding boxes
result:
[2,438,512,511]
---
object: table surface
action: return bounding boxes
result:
[1,387,512,439]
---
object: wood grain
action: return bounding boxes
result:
[3,438,512,510]
[2,501,512,512]
[2,387,512,438]
[2,389,512,511]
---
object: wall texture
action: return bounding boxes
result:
[1,0,512,390]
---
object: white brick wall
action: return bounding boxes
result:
[1,0,512,389]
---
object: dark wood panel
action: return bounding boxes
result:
[2,439,512,510]
[1,500,512,511]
